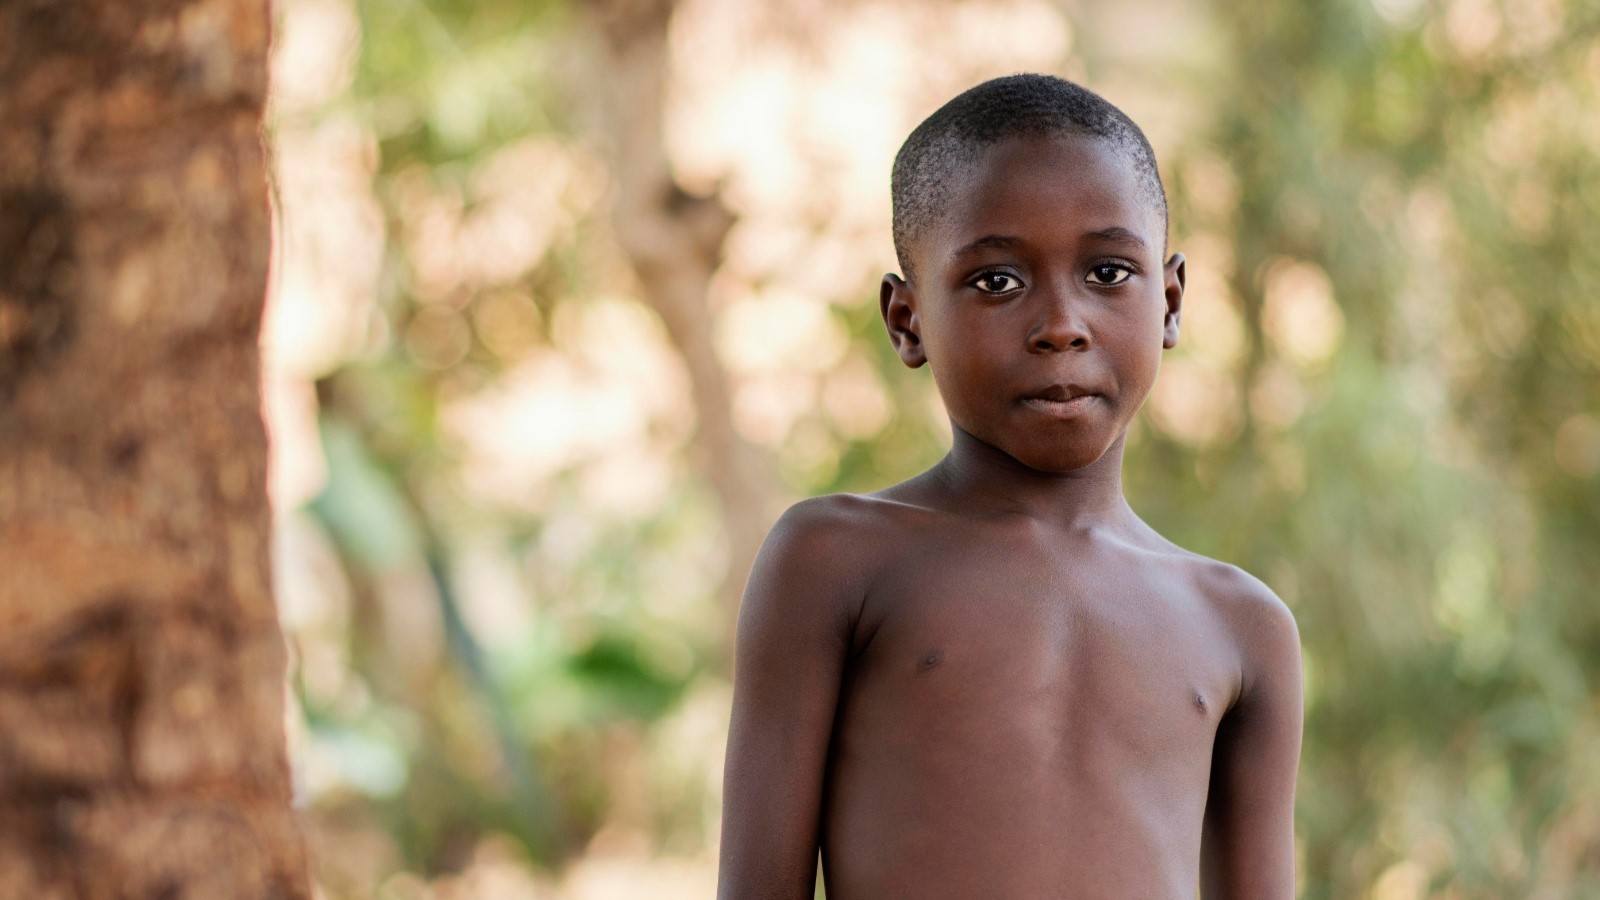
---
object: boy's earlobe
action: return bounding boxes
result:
[880,273,927,368]
[1162,252,1185,350]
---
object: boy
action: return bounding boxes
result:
[718,74,1303,899]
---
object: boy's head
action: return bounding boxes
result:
[891,74,1168,281]
[880,74,1185,475]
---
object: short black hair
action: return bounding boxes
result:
[891,73,1168,278]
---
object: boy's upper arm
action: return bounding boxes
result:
[718,496,872,900]
[1201,567,1304,900]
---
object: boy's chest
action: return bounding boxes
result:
[841,533,1239,761]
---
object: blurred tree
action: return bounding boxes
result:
[281,0,724,876]
[587,0,778,656]
[0,1,306,895]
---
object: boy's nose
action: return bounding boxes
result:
[1027,292,1092,353]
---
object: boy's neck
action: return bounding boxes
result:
[931,422,1136,532]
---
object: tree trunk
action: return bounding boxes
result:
[0,1,308,896]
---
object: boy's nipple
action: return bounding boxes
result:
[916,649,943,673]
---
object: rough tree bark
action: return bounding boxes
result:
[586,0,780,658]
[0,1,308,896]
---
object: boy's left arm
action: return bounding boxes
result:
[1200,580,1304,900]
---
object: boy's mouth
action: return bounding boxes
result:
[1020,383,1100,417]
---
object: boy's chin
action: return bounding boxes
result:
[953,417,1123,474]
[1010,443,1115,474]
[997,432,1120,474]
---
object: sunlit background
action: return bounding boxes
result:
[262,0,1600,896]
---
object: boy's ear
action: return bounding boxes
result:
[880,273,927,368]
[1162,252,1185,350]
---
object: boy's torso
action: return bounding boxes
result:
[815,483,1249,900]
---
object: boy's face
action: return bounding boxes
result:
[881,132,1184,474]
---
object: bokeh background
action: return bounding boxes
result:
[261,0,1600,896]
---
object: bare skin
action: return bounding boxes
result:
[719,133,1303,900]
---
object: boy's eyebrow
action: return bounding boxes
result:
[950,227,1149,262]
[950,234,1022,260]
[1085,226,1148,249]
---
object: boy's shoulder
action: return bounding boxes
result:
[1157,539,1292,620]
[770,491,1294,609]
[1158,543,1300,692]
[750,489,939,596]
[1072,521,1299,692]
[739,492,914,641]
[759,490,922,573]
[753,492,1297,670]
[1196,553,1297,637]
[1137,517,1292,603]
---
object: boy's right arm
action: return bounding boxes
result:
[718,498,865,900]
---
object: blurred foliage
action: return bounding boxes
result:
[1137,2,1600,896]
[266,0,1600,895]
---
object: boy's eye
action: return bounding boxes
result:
[972,272,1022,294]
[1086,264,1132,286]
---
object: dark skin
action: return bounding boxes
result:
[718,133,1303,900]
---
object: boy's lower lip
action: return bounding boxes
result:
[1021,394,1098,417]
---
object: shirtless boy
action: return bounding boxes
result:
[718,74,1303,900]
